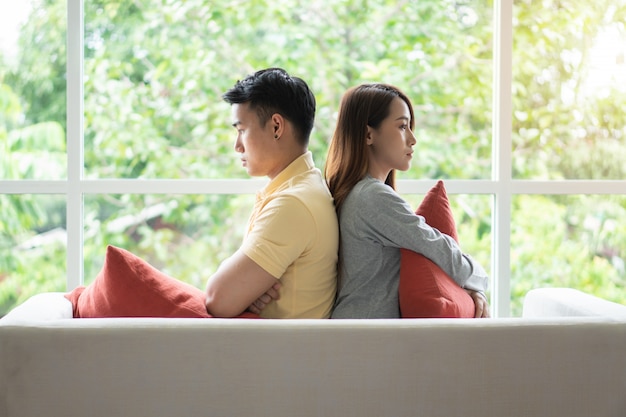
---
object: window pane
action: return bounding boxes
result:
[513,0,626,179]
[0,195,67,316]
[83,194,254,287]
[84,0,492,180]
[511,195,626,316]
[401,191,493,302]
[0,1,67,180]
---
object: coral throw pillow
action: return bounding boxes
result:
[399,181,475,318]
[65,245,259,319]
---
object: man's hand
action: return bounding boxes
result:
[247,282,282,315]
[465,289,490,318]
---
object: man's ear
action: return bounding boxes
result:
[271,113,285,139]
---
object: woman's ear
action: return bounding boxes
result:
[366,126,374,146]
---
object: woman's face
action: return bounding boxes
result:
[366,97,416,181]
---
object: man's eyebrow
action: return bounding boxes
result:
[395,116,410,121]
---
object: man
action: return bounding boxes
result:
[205,68,338,319]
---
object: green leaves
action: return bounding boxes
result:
[1,0,625,316]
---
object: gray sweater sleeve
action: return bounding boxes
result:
[353,178,488,292]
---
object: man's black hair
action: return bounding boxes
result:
[223,68,316,146]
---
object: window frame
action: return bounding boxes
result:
[1,0,624,317]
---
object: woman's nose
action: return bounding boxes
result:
[409,130,417,146]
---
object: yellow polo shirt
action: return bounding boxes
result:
[241,152,338,319]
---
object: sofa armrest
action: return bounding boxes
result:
[0,292,73,323]
[523,287,626,319]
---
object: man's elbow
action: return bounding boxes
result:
[205,292,244,318]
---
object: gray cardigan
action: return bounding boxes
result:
[331,175,489,319]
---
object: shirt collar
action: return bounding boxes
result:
[260,151,315,198]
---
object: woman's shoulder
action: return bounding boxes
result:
[343,176,405,217]
[349,176,398,202]
[350,175,386,193]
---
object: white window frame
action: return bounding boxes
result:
[1,0,624,317]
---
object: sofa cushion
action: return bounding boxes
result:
[0,292,73,322]
[523,287,626,318]
[65,245,258,318]
[399,180,475,318]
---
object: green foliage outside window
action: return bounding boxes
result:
[1,0,625,316]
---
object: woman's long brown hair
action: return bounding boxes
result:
[324,84,415,289]
[325,83,415,215]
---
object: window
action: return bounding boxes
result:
[510,0,626,314]
[1,0,625,317]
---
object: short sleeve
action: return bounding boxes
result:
[241,196,315,279]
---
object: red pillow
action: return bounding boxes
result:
[399,181,475,318]
[65,245,259,319]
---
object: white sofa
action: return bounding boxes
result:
[1,288,625,417]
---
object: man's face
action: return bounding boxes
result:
[231,102,278,178]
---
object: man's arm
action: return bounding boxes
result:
[205,249,279,317]
[247,282,281,315]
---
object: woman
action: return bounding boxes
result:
[325,83,489,318]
